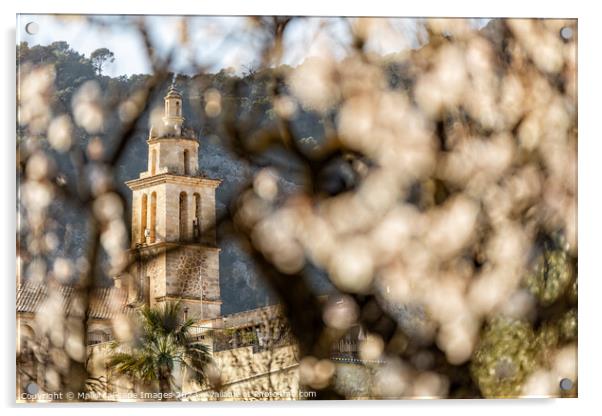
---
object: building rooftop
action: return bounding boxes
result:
[17,281,133,320]
[200,303,285,329]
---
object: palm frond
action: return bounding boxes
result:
[108,352,157,381]
[182,341,212,384]
[108,301,212,392]
[173,318,196,345]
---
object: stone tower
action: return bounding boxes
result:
[122,83,222,321]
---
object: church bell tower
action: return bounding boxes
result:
[122,82,222,320]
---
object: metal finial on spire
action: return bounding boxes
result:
[169,73,177,91]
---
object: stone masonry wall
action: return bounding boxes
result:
[145,139,199,177]
[183,344,300,401]
[145,252,166,303]
[199,186,217,246]
[166,246,220,301]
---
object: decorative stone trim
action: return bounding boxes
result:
[154,295,222,305]
[129,241,221,254]
[125,173,221,190]
[146,136,198,145]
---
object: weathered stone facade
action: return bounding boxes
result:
[167,246,220,299]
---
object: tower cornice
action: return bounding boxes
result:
[128,241,221,255]
[125,173,221,190]
[147,136,198,145]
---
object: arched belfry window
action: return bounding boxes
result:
[179,192,188,241]
[193,193,201,242]
[150,192,157,243]
[140,194,148,244]
[183,150,189,175]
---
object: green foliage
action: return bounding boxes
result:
[239,329,258,345]
[471,318,538,398]
[558,308,577,343]
[90,47,115,76]
[472,234,577,398]
[471,304,578,398]
[524,238,574,307]
[108,301,212,394]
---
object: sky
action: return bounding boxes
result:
[17,14,488,77]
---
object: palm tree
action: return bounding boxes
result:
[108,301,211,399]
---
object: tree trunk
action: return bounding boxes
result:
[158,367,172,401]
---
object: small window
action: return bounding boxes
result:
[183,150,189,175]
[194,193,201,242]
[179,192,188,240]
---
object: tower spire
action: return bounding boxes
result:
[162,76,184,136]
